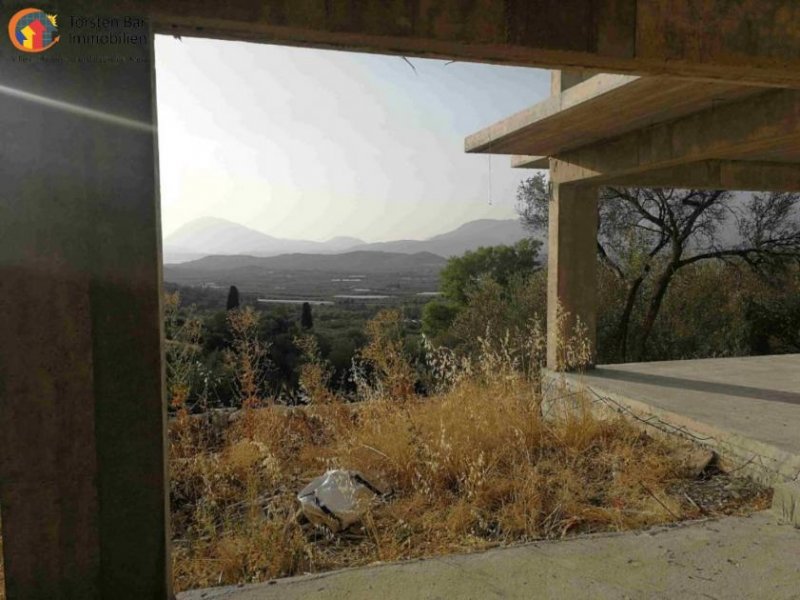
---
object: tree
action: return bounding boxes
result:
[439,238,543,305]
[226,285,240,311]
[422,238,543,350]
[517,172,800,360]
[300,302,314,330]
[421,300,460,341]
[449,272,547,368]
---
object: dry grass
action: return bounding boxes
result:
[168,310,769,592]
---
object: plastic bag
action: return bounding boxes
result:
[297,470,382,532]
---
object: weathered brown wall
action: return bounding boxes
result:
[0,10,170,600]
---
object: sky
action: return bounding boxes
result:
[154,36,550,243]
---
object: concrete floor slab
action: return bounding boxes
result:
[179,513,800,600]
[547,355,800,484]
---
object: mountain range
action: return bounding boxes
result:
[163,217,532,263]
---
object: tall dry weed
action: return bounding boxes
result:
[551,303,594,371]
[356,309,417,401]
[226,307,269,410]
[295,334,337,404]
[164,292,204,412]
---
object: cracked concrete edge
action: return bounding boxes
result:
[177,515,772,600]
[541,371,800,489]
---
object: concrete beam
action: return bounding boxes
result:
[512,155,550,169]
[0,18,170,600]
[465,75,763,156]
[138,1,800,87]
[550,89,800,185]
[551,70,598,95]
[606,160,800,192]
[511,159,800,191]
[546,181,598,370]
[466,74,640,154]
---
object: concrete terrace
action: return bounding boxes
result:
[542,355,800,531]
[551,355,800,484]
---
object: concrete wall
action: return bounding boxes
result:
[0,12,170,600]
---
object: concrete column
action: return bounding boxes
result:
[0,11,170,600]
[546,181,599,370]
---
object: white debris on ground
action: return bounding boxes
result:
[297,470,384,532]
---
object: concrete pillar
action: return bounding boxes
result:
[546,181,599,370]
[0,11,171,600]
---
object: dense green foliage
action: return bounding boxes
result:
[639,261,800,360]
[421,238,544,346]
[435,259,799,366]
[439,238,542,304]
[165,254,799,411]
[164,290,427,408]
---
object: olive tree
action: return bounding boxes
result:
[517,173,800,360]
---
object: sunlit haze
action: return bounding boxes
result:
[154,36,549,242]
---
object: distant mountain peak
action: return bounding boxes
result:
[163,217,536,264]
[326,235,365,244]
[344,218,535,259]
[166,216,276,239]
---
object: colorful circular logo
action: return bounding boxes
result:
[8,8,59,53]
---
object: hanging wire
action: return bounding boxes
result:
[487,153,493,205]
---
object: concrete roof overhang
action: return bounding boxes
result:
[464,74,800,191]
[466,75,762,156]
[465,75,770,166]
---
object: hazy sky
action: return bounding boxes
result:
[154,36,550,242]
